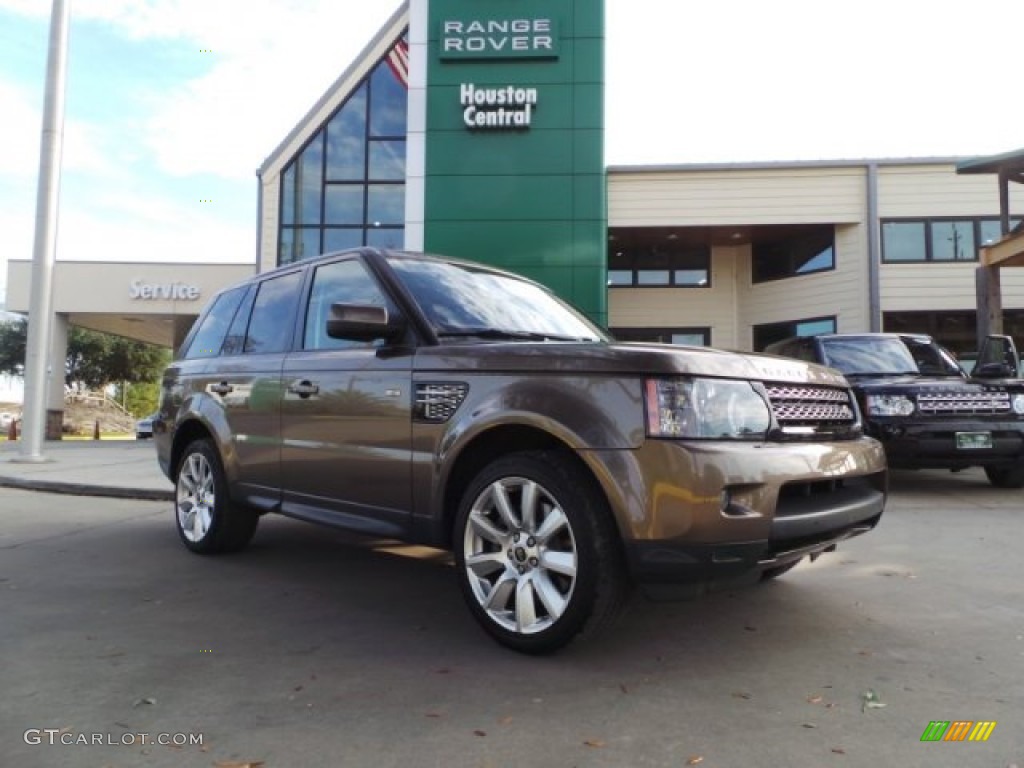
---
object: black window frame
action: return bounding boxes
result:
[880,216,1020,264]
[751,226,835,284]
[607,245,711,288]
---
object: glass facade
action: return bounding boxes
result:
[278,39,408,265]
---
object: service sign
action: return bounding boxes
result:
[440,17,559,60]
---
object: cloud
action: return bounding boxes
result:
[0,0,405,181]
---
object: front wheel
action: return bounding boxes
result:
[984,459,1024,489]
[175,438,258,554]
[454,451,629,654]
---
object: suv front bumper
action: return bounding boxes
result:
[866,418,1024,469]
[586,437,887,585]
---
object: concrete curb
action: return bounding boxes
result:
[0,475,173,501]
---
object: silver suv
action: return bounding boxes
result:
[155,249,887,653]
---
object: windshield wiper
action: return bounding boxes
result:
[437,328,591,342]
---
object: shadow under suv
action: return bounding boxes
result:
[155,249,887,653]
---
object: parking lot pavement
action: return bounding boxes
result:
[1,470,1021,768]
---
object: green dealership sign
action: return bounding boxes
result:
[423,0,607,325]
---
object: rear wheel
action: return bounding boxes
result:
[984,460,1024,489]
[175,438,258,554]
[454,451,629,654]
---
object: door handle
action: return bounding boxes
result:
[288,380,320,398]
[209,381,233,396]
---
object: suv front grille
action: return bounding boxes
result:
[917,391,1010,415]
[764,383,857,438]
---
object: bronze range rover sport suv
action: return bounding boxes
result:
[155,249,887,653]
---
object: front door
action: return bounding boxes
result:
[279,256,413,536]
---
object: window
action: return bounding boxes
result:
[278,36,407,265]
[244,272,304,355]
[611,327,710,346]
[752,226,834,283]
[607,246,710,287]
[881,217,1019,263]
[303,258,394,350]
[182,286,247,359]
[753,316,836,352]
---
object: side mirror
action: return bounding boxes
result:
[326,303,406,342]
[973,334,1020,379]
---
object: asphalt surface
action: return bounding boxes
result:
[0,446,1021,767]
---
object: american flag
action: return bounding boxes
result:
[385,38,409,89]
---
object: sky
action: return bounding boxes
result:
[1,0,1022,304]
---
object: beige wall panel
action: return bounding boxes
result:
[881,263,1024,311]
[878,164,1024,218]
[734,225,868,348]
[608,248,738,348]
[609,167,867,227]
[260,178,280,273]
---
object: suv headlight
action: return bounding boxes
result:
[1012,393,1024,415]
[866,394,915,417]
[645,378,771,439]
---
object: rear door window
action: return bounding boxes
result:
[244,272,304,355]
[182,286,247,359]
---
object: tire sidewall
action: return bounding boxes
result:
[174,438,229,554]
[454,452,608,654]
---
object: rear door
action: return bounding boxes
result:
[280,255,414,536]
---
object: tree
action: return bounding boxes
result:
[0,319,169,390]
[0,318,27,376]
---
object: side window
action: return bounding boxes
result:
[244,272,304,355]
[182,286,247,359]
[220,285,255,356]
[304,258,395,350]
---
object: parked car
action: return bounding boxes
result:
[136,413,157,439]
[156,249,887,653]
[766,333,1024,487]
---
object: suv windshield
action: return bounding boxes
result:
[388,257,606,342]
[820,337,920,376]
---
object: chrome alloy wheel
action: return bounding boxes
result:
[462,476,578,635]
[176,451,216,543]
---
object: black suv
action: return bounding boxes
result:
[767,333,1024,487]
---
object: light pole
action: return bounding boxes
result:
[16,0,71,462]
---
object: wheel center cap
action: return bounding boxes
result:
[514,546,527,563]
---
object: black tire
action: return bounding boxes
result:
[174,438,258,554]
[984,461,1024,489]
[760,558,802,581]
[453,450,630,654]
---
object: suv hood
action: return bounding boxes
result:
[415,342,849,386]
[847,375,1006,393]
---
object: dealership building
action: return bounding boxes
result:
[7,0,1024,431]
